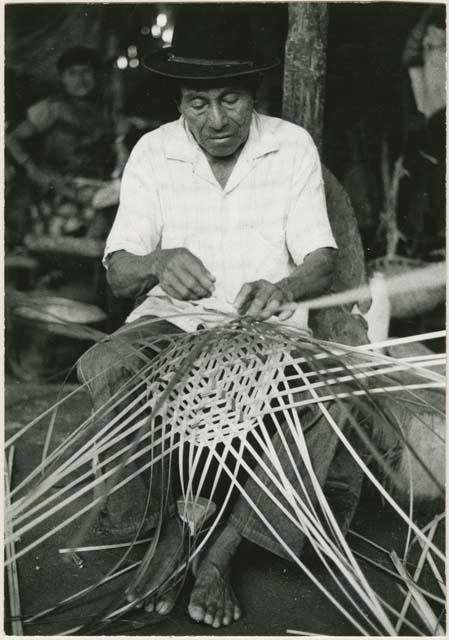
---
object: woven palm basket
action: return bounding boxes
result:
[4,316,446,636]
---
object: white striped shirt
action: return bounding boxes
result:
[105,112,337,331]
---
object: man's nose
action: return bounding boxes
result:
[208,104,228,130]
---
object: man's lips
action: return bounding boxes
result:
[209,135,233,140]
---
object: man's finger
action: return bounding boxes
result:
[256,297,282,320]
[162,283,187,300]
[183,256,216,293]
[278,308,295,321]
[162,272,191,300]
[234,283,256,313]
[245,287,278,317]
[175,268,211,298]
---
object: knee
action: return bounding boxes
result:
[77,340,119,386]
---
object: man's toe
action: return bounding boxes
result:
[127,591,145,609]
[188,602,206,622]
[212,607,224,628]
[156,594,176,615]
[222,605,233,626]
[223,613,231,625]
[204,603,217,626]
[145,599,155,613]
[188,584,208,622]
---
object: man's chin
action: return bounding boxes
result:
[204,140,241,159]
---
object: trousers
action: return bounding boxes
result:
[77,316,366,561]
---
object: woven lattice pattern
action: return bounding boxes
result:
[4,317,446,635]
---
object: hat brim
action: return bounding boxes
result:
[142,48,280,80]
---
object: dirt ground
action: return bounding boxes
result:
[4,381,445,636]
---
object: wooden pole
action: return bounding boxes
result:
[282,2,328,151]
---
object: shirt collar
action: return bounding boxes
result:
[164,111,279,163]
[244,112,279,160]
[164,117,196,162]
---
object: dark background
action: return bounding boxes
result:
[5,2,446,342]
[5,2,433,231]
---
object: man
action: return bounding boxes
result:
[78,5,342,629]
[6,46,116,193]
[5,46,118,240]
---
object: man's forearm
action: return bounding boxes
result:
[107,250,160,299]
[6,132,34,169]
[276,247,336,303]
[108,247,216,301]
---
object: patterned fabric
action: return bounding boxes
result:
[105,112,337,331]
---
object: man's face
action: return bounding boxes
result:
[61,64,96,98]
[179,85,254,158]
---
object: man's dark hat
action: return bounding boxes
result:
[142,4,280,80]
[57,46,101,74]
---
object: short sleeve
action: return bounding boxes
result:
[27,99,58,132]
[104,136,162,265]
[286,132,337,265]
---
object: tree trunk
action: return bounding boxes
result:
[282,2,328,151]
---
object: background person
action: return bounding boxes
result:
[6,46,133,241]
[6,46,116,194]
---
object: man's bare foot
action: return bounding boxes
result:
[188,523,242,628]
[126,514,184,615]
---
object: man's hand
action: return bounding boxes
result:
[154,248,215,301]
[234,279,294,321]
